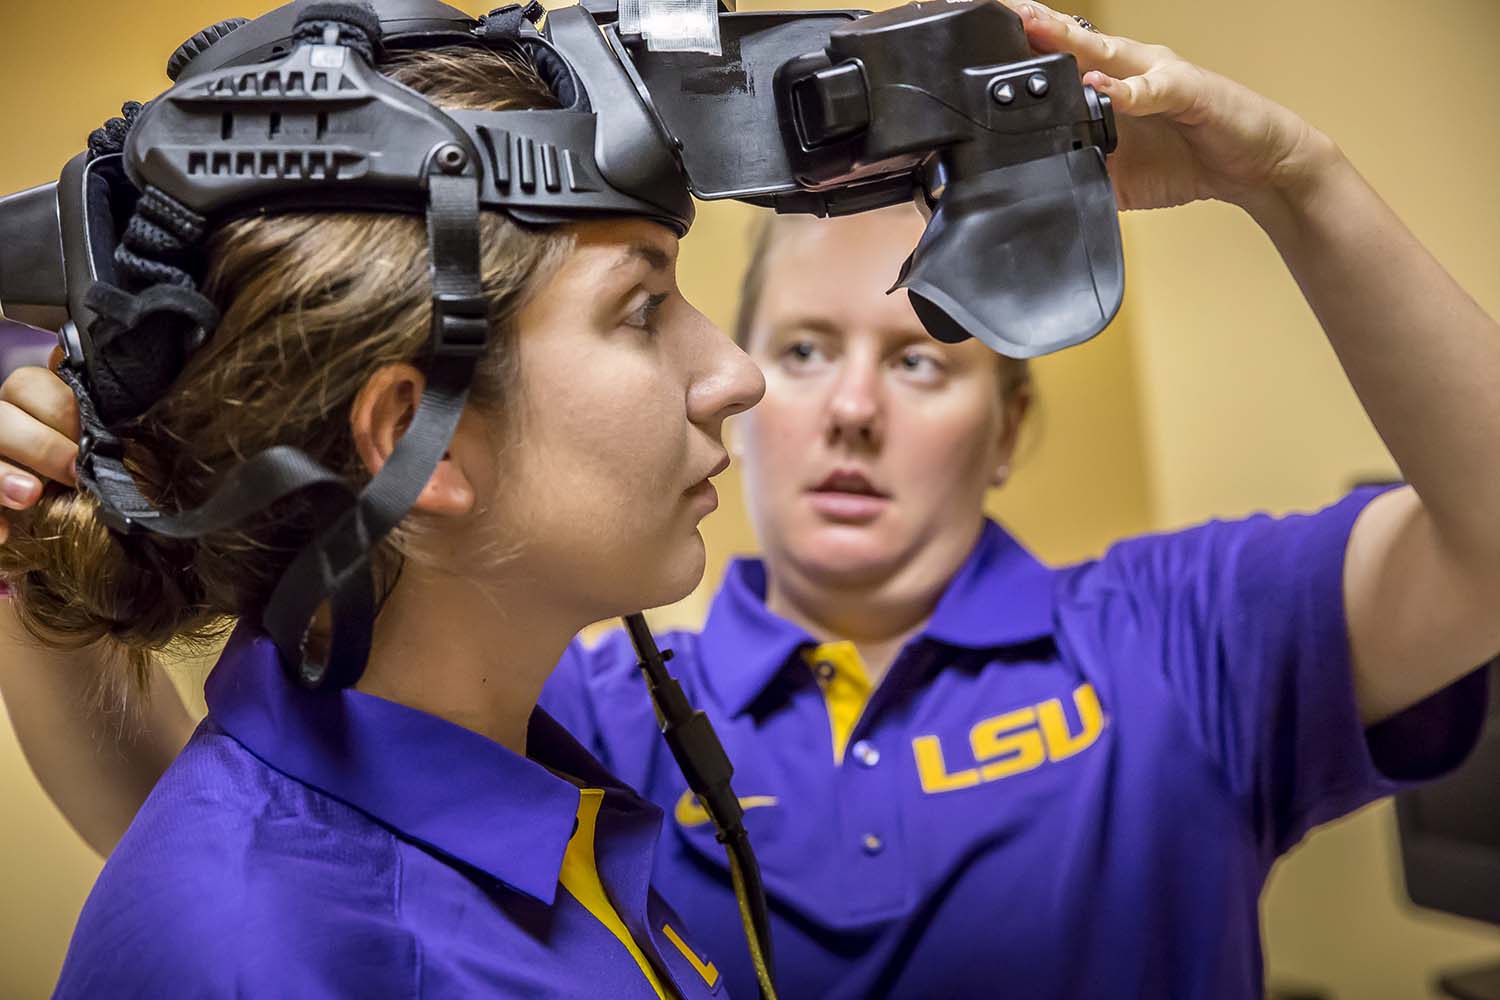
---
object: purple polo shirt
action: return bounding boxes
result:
[541,488,1488,1000]
[54,627,728,999]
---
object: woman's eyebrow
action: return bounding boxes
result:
[772,316,840,337]
[613,240,674,274]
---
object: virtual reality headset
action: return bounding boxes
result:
[0,0,1123,365]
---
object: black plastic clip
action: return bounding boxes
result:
[479,2,546,41]
[430,291,489,358]
[76,428,141,536]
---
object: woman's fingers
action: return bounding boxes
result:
[992,3,1214,129]
[0,459,41,510]
[0,366,80,550]
[0,365,82,446]
[997,2,1173,86]
[1083,63,1201,121]
[0,396,80,493]
[0,365,83,492]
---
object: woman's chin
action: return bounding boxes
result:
[788,531,905,589]
[606,532,707,616]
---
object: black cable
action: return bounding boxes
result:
[622,612,778,1000]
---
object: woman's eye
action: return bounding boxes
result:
[898,351,942,375]
[783,340,824,365]
[625,293,669,333]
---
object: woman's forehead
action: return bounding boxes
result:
[570,217,680,257]
[769,204,925,267]
[549,219,680,290]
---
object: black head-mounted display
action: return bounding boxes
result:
[0,0,1124,687]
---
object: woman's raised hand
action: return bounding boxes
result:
[0,355,81,544]
[999,1,1343,213]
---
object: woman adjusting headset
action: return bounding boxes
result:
[3,2,1498,999]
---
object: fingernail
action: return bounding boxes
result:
[2,474,38,508]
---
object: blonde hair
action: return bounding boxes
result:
[0,46,573,693]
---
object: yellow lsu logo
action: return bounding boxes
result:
[913,683,1107,794]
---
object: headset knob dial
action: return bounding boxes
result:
[166,18,251,82]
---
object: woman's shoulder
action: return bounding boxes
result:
[54,721,414,997]
[1056,489,1387,612]
[130,720,378,833]
[127,718,403,882]
[55,872,418,999]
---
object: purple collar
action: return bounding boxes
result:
[699,519,1057,715]
[205,624,642,904]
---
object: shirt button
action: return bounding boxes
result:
[851,740,880,767]
[861,833,884,855]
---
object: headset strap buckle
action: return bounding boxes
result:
[430,291,489,358]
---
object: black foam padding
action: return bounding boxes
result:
[293,2,386,64]
[86,102,144,162]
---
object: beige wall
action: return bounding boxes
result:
[0,0,1495,996]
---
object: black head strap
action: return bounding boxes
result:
[65,1,490,691]
[263,162,486,688]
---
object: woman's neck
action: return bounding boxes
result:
[763,519,985,689]
[765,583,928,688]
[355,563,582,756]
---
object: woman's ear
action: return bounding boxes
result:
[991,381,1033,488]
[349,363,478,517]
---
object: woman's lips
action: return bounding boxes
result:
[807,491,890,523]
[683,452,729,518]
[807,468,890,523]
[685,478,720,516]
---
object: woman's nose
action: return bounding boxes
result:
[827,358,882,446]
[690,327,766,429]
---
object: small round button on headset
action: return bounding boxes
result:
[862,833,884,855]
[990,80,1016,105]
[1027,73,1050,98]
[435,143,468,174]
[852,740,880,767]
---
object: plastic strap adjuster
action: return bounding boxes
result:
[430,291,489,358]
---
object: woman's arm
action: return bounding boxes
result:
[1010,2,1500,724]
[1243,161,1500,725]
[0,601,194,855]
[0,360,192,854]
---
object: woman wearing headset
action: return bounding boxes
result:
[0,33,764,1000]
[3,4,1497,998]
